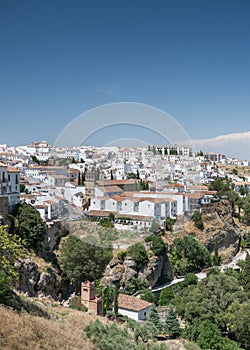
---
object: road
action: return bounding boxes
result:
[151,248,249,293]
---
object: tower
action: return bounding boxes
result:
[81,281,102,315]
[85,166,96,200]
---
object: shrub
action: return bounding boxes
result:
[117,250,127,262]
[69,296,88,311]
[126,243,148,270]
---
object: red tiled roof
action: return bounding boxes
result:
[97,179,136,186]
[87,210,117,217]
[7,166,20,173]
[118,294,152,312]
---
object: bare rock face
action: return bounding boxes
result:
[139,253,173,287]
[101,252,173,290]
[40,220,68,262]
[17,258,62,298]
[182,200,241,264]
[17,259,40,297]
[37,268,60,298]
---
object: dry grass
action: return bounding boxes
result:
[0,303,102,350]
[216,163,250,178]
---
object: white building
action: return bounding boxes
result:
[117,294,152,321]
[0,163,20,211]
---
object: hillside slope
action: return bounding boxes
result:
[0,303,96,350]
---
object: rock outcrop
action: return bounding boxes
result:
[101,251,173,290]
[182,200,241,263]
[17,258,62,298]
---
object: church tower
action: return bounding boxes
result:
[85,166,96,200]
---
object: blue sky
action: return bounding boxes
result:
[0,0,250,152]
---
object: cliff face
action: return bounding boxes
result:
[101,251,173,290]
[17,258,60,298]
[17,220,70,299]
[182,200,241,263]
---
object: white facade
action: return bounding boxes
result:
[118,305,152,321]
[0,164,20,210]
[89,193,177,221]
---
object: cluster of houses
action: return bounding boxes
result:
[0,141,250,225]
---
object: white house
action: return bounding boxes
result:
[0,163,20,211]
[117,294,152,321]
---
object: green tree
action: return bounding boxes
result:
[0,226,26,305]
[228,301,250,349]
[77,171,81,186]
[242,195,250,224]
[191,211,204,230]
[146,235,166,256]
[140,289,155,303]
[170,236,211,275]
[164,305,180,338]
[59,235,112,292]
[165,217,174,232]
[31,155,40,165]
[113,287,118,315]
[146,305,162,334]
[183,273,198,287]
[175,272,247,332]
[126,243,148,271]
[110,169,114,180]
[20,183,26,193]
[242,252,250,292]
[14,203,46,252]
[149,219,161,233]
[212,238,221,266]
[122,278,148,295]
[185,320,241,350]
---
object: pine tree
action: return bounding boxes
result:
[146,305,161,334]
[164,305,180,338]
[78,172,81,186]
[242,252,250,292]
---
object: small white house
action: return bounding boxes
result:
[117,293,152,321]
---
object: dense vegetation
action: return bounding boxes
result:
[14,203,47,251]
[145,234,166,256]
[126,243,149,270]
[84,305,181,350]
[159,267,250,349]
[0,226,26,305]
[170,236,211,275]
[59,235,112,291]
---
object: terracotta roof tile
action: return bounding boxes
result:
[118,294,152,312]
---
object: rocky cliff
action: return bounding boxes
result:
[181,200,241,263]
[101,250,173,290]
[16,220,70,299]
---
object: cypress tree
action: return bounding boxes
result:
[113,287,118,316]
[77,172,81,186]
[81,172,85,186]
[213,238,221,266]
